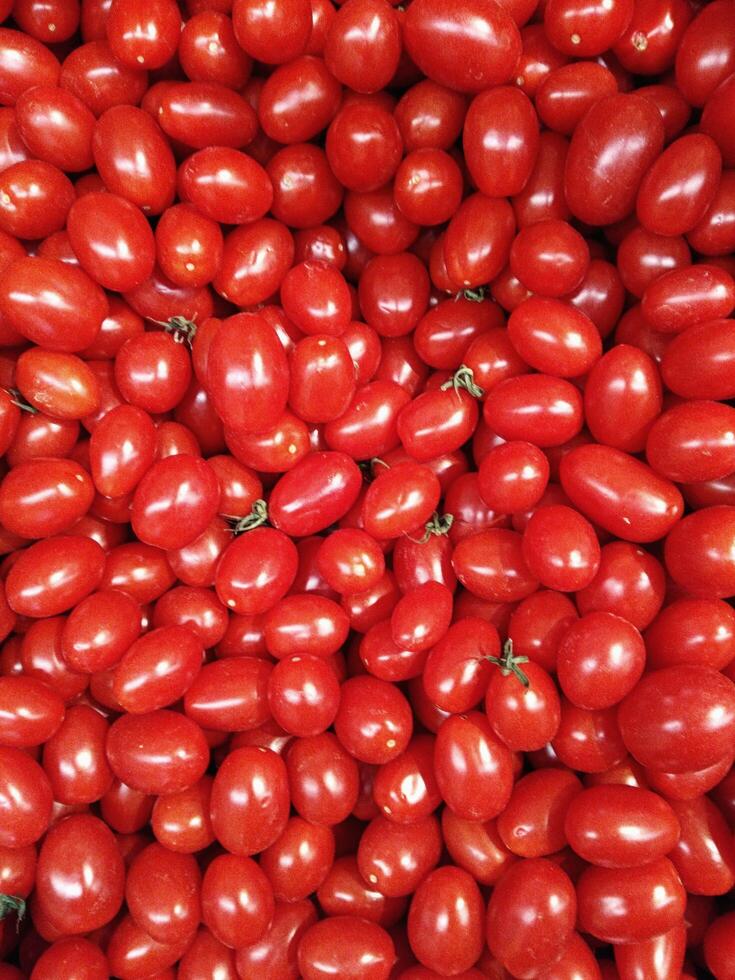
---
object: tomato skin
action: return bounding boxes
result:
[0,256,108,353]
[407,866,484,976]
[89,405,156,499]
[584,344,662,453]
[269,451,362,537]
[0,747,53,847]
[452,528,538,603]
[463,86,539,198]
[233,0,311,64]
[125,842,200,945]
[642,263,735,336]
[335,675,412,764]
[556,611,645,710]
[661,318,735,400]
[404,0,521,94]
[704,910,735,980]
[484,374,584,448]
[106,913,194,977]
[150,776,214,854]
[207,313,289,436]
[521,504,600,593]
[15,350,100,421]
[552,699,627,774]
[565,94,664,226]
[485,661,561,752]
[93,105,175,214]
[508,296,599,378]
[113,624,203,714]
[564,785,680,868]
[216,527,297,615]
[637,133,721,236]
[486,858,577,978]
[435,712,513,822]
[131,455,219,551]
[210,746,289,856]
[236,900,317,980]
[397,387,479,462]
[664,505,735,598]
[644,597,735,671]
[325,381,411,460]
[179,146,274,226]
[106,0,181,69]
[497,768,582,858]
[618,665,735,773]
[42,704,113,804]
[560,444,684,543]
[0,676,64,748]
[106,710,210,794]
[0,458,94,540]
[36,813,125,935]
[6,535,105,618]
[298,915,395,980]
[576,857,686,944]
[444,193,516,289]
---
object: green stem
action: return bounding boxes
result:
[483,638,530,688]
[440,364,484,400]
[4,388,37,414]
[0,894,25,923]
[408,511,454,544]
[229,499,269,534]
[459,287,486,303]
[159,316,198,346]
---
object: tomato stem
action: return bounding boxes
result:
[0,894,25,923]
[160,316,198,346]
[4,388,37,414]
[484,638,530,688]
[407,511,454,543]
[440,365,484,399]
[230,499,269,534]
[459,287,486,303]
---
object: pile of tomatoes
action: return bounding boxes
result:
[2,0,735,976]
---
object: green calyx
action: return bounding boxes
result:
[0,894,25,923]
[440,364,484,399]
[160,316,198,346]
[485,637,530,688]
[228,499,269,534]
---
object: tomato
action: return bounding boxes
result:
[207,313,289,435]
[335,676,412,764]
[67,191,155,291]
[125,842,200,945]
[42,705,112,804]
[0,458,93,540]
[443,193,516,289]
[35,813,124,934]
[106,913,192,977]
[647,400,735,483]
[15,350,99,421]
[704,911,735,980]
[664,505,735,598]
[497,768,582,858]
[269,451,362,536]
[619,665,735,772]
[298,915,395,980]
[0,747,53,847]
[106,709,209,794]
[5,535,105,617]
[484,374,583,448]
[667,795,735,896]
[552,699,627,773]
[0,256,107,352]
[645,597,735,671]
[93,105,175,214]
[486,858,577,978]
[565,94,664,225]
[486,660,561,752]
[577,857,685,944]
[131,455,219,551]
[405,866,483,976]
[286,732,359,825]
[113,624,203,713]
[463,86,539,199]
[232,0,311,64]
[29,937,109,980]
[316,529,385,595]
[236,900,317,980]
[210,746,289,855]
[564,785,680,868]
[435,712,513,822]
[150,777,214,854]
[404,0,520,93]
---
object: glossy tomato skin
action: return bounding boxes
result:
[126,842,201,945]
[564,785,680,868]
[233,0,311,64]
[452,528,538,603]
[584,344,662,453]
[106,710,210,794]
[521,504,600,592]
[5,535,105,618]
[15,349,100,421]
[645,597,735,671]
[485,661,561,752]
[42,705,113,804]
[210,746,289,856]
[113,624,204,714]
[215,527,298,615]
[0,747,53,847]
[131,455,219,551]
[35,813,125,935]
[207,313,289,435]
[618,665,735,773]
[0,458,93,540]
[664,505,735,598]
[463,86,539,198]
[560,444,684,543]
[435,712,514,822]
[486,858,577,978]
[269,451,362,536]
[565,94,664,225]
[236,900,317,980]
[407,866,484,976]
[667,795,735,896]
[184,657,272,732]
[403,0,521,93]
[484,374,584,448]
[335,676,412,764]
[576,857,686,944]
[496,768,582,858]
[0,256,107,352]
[298,915,395,980]
[556,611,645,709]
[93,105,176,214]
[0,676,64,749]
[67,191,155,291]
